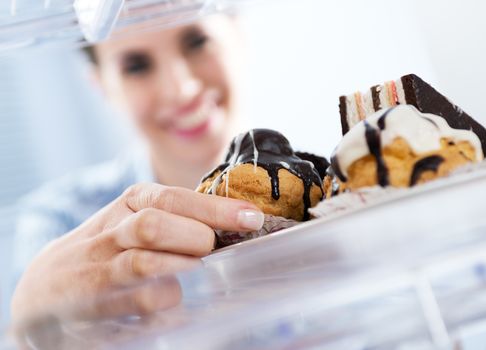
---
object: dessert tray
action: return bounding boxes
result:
[4,162,486,350]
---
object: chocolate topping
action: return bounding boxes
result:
[202,129,324,221]
[295,152,330,180]
[364,120,389,187]
[376,107,393,130]
[330,154,346,182]
[410,155,444,186]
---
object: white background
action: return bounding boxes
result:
[241,0,486,155]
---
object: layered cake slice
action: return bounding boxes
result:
[339,74,486,155]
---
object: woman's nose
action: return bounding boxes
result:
[156,58,201,110]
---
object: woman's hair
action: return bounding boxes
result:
[80,12,237,66]
[82,45,98,65]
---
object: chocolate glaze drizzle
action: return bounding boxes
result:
[377,107,393,130]
[202,129,324,221]
[410,156,444,186]
[330,154,346,182]
[364,120,390,187]
[295,152,330,180]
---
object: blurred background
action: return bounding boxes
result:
[1,0,485,322]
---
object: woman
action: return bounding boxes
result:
[11,14,264,323]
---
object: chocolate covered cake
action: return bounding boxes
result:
[339,74,486,155]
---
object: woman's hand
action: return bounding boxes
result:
[11,183,264,323]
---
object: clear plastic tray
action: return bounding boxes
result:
[203,162,486,288]
[4,164,486,349]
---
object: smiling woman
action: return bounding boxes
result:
[11,14,263,326]
[89,15,244,189]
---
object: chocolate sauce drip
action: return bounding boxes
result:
[268,167,280,200]
[364,121,389,187]
[202,129,323,221]
[410,156,444,186]
[295,152,330,180]
[377,107,393,130]
[330,154,347,182]
[331,108,394,184]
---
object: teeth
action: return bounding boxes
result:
[175,103,211,130]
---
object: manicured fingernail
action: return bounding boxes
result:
[237,209,265,230]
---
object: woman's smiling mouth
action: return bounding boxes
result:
[163,91,224,140]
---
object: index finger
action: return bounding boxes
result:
[122,183,264,232]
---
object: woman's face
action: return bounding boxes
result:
[93,15,243,168]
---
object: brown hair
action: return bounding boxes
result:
[82,45,98,65]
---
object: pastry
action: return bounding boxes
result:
[326,105,484,194]
[338,74,486,155]
[197,129,326,247]
[198,129,325,221]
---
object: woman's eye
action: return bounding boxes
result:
[183,29,209,52]
[121,54,152,75]
[188,34,208,50]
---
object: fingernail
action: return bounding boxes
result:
[237,209,265,230]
